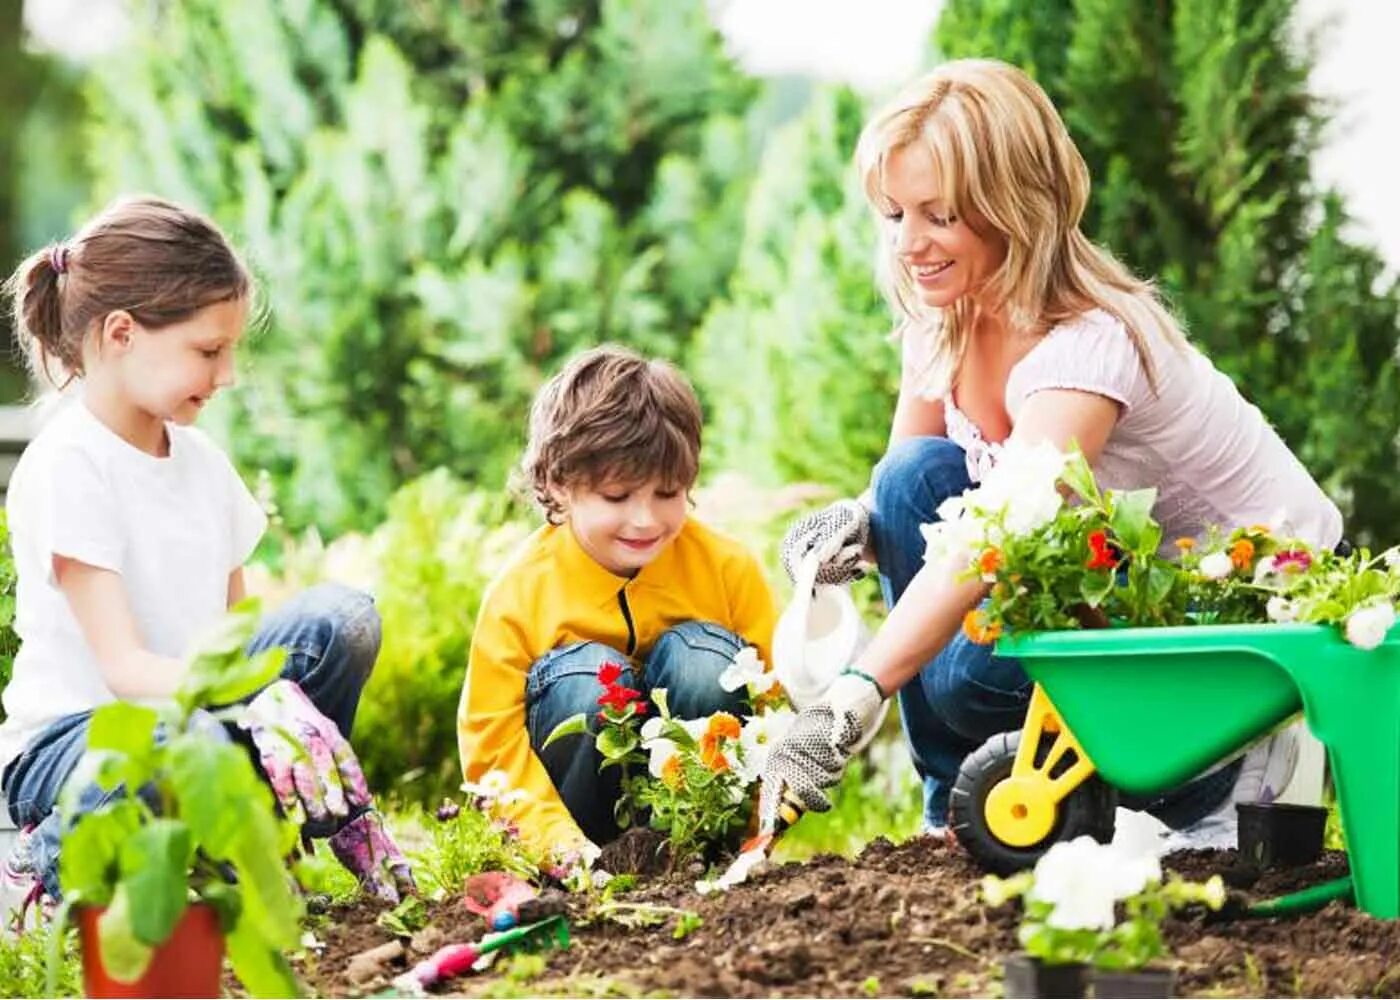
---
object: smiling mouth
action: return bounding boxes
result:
[618,537,660,549]
[912,261,953,279]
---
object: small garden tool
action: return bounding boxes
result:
[374,915,570,996]
[462,871,540,930]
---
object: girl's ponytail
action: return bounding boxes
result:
[6,243,79,386]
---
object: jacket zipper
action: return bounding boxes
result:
[616,589,638,656]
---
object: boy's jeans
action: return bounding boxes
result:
[526,621,749,845]
[868,436,1240,830]
[1,584,381,898]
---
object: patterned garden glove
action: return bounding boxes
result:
[328,809,417,903]
[779,498,871,586]
[238,679,371,826]
[758,671,885,824]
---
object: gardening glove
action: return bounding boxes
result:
[328,809,418,904]
[238,679,371,826]
[758,670,886,825]
[780,497,872,586]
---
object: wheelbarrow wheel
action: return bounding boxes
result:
[949,730,1117,875]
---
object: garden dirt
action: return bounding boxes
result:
[298,837,1400,997]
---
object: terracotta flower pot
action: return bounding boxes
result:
[1090,965,1177,998]
[1002,952,1087,998]
[78,903,224,998]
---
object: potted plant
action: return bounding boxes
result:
[51,600,305,998]
[984,836,1225,998]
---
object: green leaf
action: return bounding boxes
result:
[541,713,589,751]
[226,809,302,952]
[1109,488,1158,552]
[118,820,192,945]
[1147,564,1177,607]
[597,726,639,761]
[1060,450,1100,505]
[87,704,159,758]
[226,913,303,998]
[59,801,143,904]
[188,647,288,711]
[651,687,672,720]
[97,886,156,983]
[1080,571,1116,607]
[168,735,259,857]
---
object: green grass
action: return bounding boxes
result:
[0,918,81,998]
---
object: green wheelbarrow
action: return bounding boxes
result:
[947,621,1400,919]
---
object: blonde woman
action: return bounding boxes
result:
[765,59,1341,848]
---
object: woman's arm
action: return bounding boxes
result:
[888,383,947,446]
[55,556,186,700]
[856,388,1121,695]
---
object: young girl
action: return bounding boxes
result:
[0,195,414,904]
[766,60,1341,846]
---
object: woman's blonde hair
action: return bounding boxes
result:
[855,58,1187,394]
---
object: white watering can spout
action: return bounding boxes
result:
[772,540,888,753]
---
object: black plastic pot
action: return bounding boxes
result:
[1236,802,1328,869]
[1002,953,1087,998]
[1089,966,1177,998]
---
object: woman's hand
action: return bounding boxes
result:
[780,499,872,586]
[757,671,886,823]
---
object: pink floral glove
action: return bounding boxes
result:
[238,679,371,825]
[328,810,418,903]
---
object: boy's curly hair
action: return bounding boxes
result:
[520,345,702,524]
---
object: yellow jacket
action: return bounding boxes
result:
[457,517,777,853]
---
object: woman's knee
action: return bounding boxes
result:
[870,436,971,523]
[924,648,1031,743]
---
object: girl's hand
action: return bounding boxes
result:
[327,809,417,903]
[238,679,372,825]
[780,499,871,586]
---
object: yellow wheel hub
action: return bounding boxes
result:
[982,685,1099,848]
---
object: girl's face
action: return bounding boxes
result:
[879,143,1007,310]
[114,298,246,425]
[557,476,688,577]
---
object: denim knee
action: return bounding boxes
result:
[271,584,382,686]
[870,436,971,525]
[923,647,1031,744]
[645,622,747,718]
[526,642,636,730]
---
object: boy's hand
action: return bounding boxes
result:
[328,809,417,903]
[780,499,870,586]
[758,671,885,821]
[239,679,371,825]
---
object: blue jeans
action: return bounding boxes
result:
[869,436,1238,829]
[526,621,749,845]
[1,584,381,898]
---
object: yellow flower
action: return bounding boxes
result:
[1229,539,1255,570]
[661,755,685,789]
[1174,537,1196,551]
[706,712,741,742]
[962,609,1002,645]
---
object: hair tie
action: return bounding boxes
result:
[48,244,70,275]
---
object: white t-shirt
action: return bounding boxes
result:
[905,309,1344,550]
[0,397,267,774]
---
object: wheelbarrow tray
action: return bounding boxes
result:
[998,621,1400,918]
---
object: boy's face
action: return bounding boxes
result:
[558,476,689,576]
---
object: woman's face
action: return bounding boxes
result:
[879,143,1007,311]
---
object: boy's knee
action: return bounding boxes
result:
[527,642,634,724]
[870,436,970,520]
[648,623,747,717]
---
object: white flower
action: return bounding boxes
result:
[1266,596,1298,623]
[1345,602,1396,651]
[736,708,796,783]
[1383,547,1400,571]
[1253,556,1277,583]
[1198,551,1234,580]
[640,716,707,778]
[1028,836,1161,931]
[462,769,527,805]
[719,647,779,695]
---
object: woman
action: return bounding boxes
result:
[762,59,1341,845]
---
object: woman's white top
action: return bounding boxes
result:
[0,398,266,776]
[903,309,1343,550]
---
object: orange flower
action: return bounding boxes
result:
[1174,538,1196,551]
[705,712,741,742]
[661,755,685,789]
[977,547,1004,578]
[962,609,1003,645]
[1229,539,1255,570]
[700,734,731,773]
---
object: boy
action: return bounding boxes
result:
[457,346,777,857]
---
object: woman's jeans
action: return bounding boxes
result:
[526,621,749,845]
[869,436,1239,830]
[1,584,381,898]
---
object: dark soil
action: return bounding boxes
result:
[297,838,1400,997]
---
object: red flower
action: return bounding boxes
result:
[1086,531,1118,571]
[1273,549,1312,574]
[597,683,644,713]
[597,661,624,686]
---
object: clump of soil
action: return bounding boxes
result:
[597,826,673,877]
[297,839,1400,997]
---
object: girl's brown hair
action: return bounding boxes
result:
[520,345,703,524]
[4,194,252,387]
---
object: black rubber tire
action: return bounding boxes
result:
[949,729,1118,875]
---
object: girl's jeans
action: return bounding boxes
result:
[869,436,1239,830]
[1,584,381,898]
[526,621,749,845]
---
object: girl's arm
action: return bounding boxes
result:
[54,556,186,700]
[855,388,1120,696]
[228,567,246,606]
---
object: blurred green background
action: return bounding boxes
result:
[3,0,1397,807]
